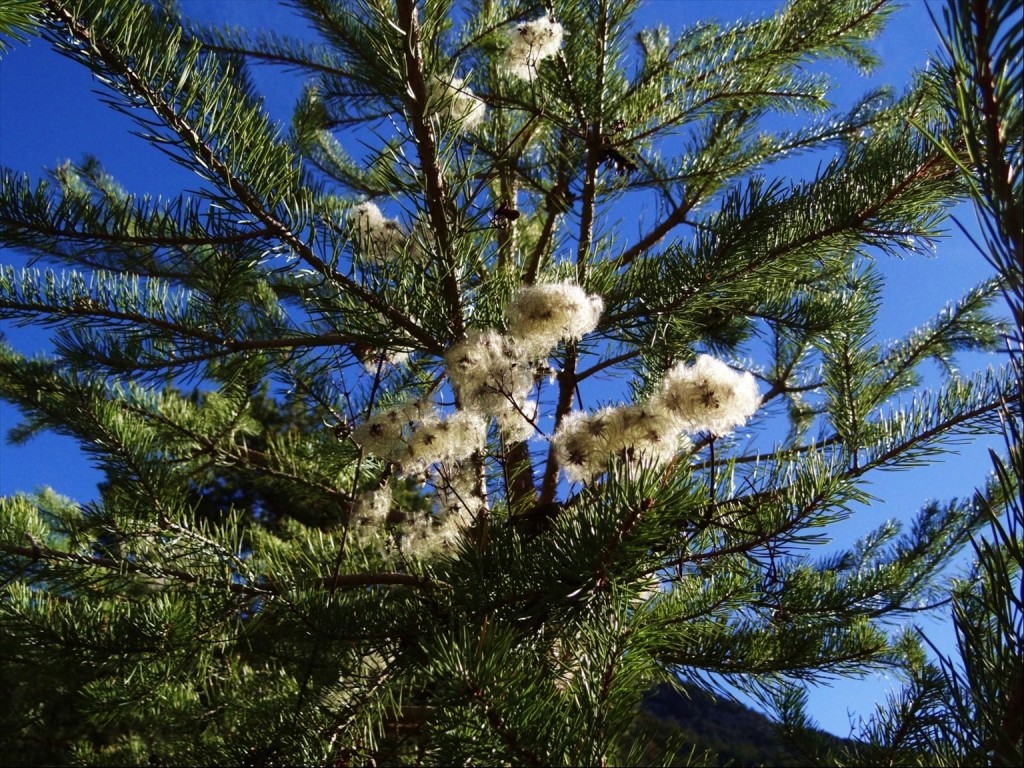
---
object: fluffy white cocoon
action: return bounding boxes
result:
[406,410,488,472]
[351,485,393,527]
[351,400,425,463]
[496,395,538,441]
[603,404,687,466]
[433,462,485,524]
[360,348,410,373]
[400,514,462,559]
[431,76,486,130]
[505,281,603,355]
[349,201,405,264]
[651,354,761,435]
[398,463,482,559]
[500,16,564,80]
[444,330,533,414]
[353,399,487,473]
[552,404,686,483]
[551,409,610,483]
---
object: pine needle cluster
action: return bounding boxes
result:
[0,0,1019,765]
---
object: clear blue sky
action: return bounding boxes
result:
[0,0,1005,739]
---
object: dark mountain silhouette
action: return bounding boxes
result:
[629,683,857,766]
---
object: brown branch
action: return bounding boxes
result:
[1,541,430,594]
[611,189,700,270]
[537,2,613,503]
[319,572,431,591]
[576,349,642,382]
[470,684,544,767]
[0,295,368,358]
[995,672,1024,767]
[396,0,464,341]
[539,348,577,505]
[595,499,649,588]
[492,175,538,514]
[14,222,278,248]
[970,0,1023,265]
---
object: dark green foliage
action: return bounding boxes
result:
[0,0,1019,765]
[761,0,1023,765]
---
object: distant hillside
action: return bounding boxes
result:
[629,683,854,767]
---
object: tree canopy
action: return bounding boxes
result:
[0,0,1019,765]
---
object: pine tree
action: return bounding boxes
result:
[0,0,1018,765]
[765,0,1022,764]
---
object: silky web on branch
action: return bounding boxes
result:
[350,279,762,555]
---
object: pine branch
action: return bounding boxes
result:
[395,0,464,341]
[41,0,443,357]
